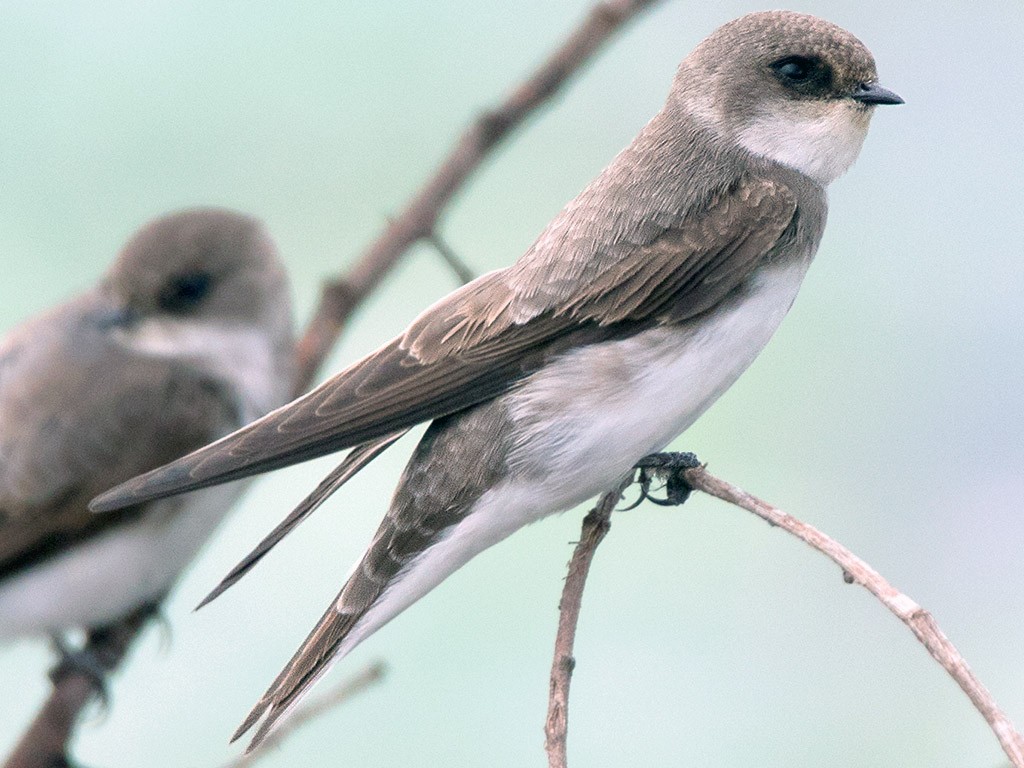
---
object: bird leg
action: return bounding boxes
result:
[47,635,111,706]
[46,597,164,707]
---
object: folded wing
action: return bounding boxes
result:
[91,176,795,514]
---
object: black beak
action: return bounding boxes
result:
[852,82,904,106]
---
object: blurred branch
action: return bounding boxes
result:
[293,0,663,392]
[424,230,476,286]
[5,2,661,766]
[3,603,155,768]
[216,662,386,768]
[544,455,1024,768]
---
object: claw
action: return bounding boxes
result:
[48,635,110,707]
[619,468,652,510]
[618,491,646,512]
[629,452,700,507]
[150,609,173,654]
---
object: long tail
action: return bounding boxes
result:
[234,596,363,751]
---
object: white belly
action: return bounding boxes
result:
[0,483,242,638]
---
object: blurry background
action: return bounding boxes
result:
[1,1,1022,766]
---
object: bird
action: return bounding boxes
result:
[91,11,903,749]
[0,208,295,682]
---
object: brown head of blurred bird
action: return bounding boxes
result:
[92,11,902,749]
[0,208,294,678]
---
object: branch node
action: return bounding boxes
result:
[321,278,359,319]
[424,230,475,285]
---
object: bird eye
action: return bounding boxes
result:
[159,271,214,312]
[770,55,832,94]
[773,56,812,81]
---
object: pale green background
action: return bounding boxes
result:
[1,2,1022,766]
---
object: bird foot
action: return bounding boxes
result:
[624,452,702,509]
[48,635,111,707]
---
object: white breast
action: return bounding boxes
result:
[505,256,813,512]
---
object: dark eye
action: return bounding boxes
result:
[770,55,832,93]
[775,57,811,81]
[158,271,214,312]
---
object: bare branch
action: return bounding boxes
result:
[424,230,475,286]
[681,465,1024,768]
[4,675,97,768]
[544,457,1024,768]
[216,662,387,768]
[3,604,153,768]
[292,0,663,392]
[544,479,631,768]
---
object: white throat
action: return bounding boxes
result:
[737,106,869,185]
[113,317,286,423]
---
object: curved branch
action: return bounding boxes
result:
[681,465,1024,767]
[544,480,630,767]
[544,458,1024,768]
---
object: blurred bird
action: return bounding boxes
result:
[93,11,902,748]
[0,208,294,681]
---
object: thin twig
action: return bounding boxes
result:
[544,459,1024,768]
[680,465,1024,768]
[3,603,154,768]
[544,479,630,768]
[425,230,476,286]
[216,662,387,768]
[293,0,663,392]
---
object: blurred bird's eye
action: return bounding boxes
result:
[159,271,214,312]
[770,55,831,93]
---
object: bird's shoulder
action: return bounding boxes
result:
[402,172,800,366]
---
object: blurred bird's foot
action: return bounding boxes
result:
[48,635,111,706]
[47,599,166,707]
[625,452,702,509]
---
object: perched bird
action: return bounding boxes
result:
[93,11,902,748]
[0,208,294,673]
